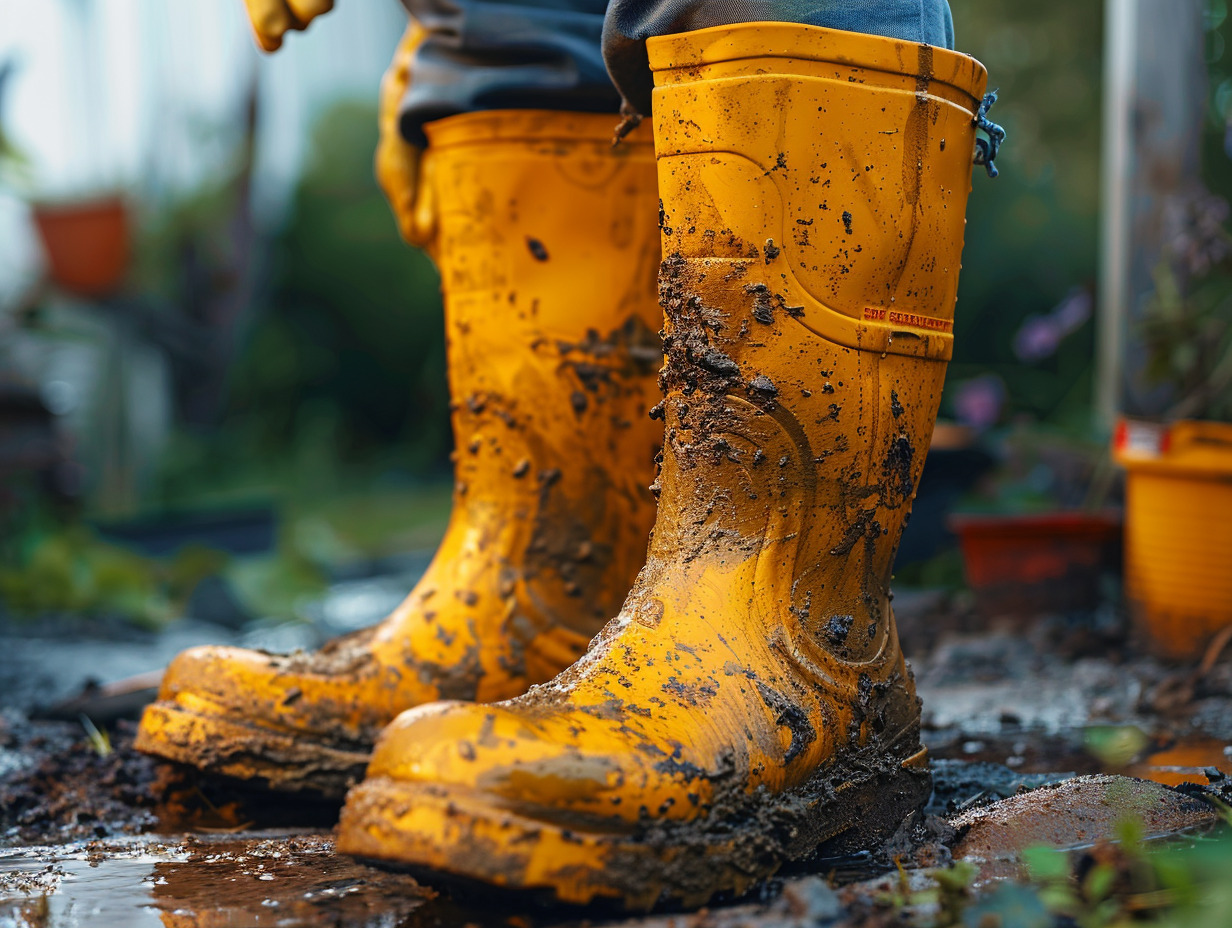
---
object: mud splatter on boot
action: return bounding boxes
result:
[337,24,988,907]
[135,111,664,798]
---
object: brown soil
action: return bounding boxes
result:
[0,715,338,848]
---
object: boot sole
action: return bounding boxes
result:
[135,699,370,799]
[337,727,931,910]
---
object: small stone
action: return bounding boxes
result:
[952,774,1218,883]
[748,374,778,396]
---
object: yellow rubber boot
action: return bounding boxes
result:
[337,24,988,907]
[135,111,664,798]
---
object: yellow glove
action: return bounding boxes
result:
[242,0,335,52]
[376,20,436,250]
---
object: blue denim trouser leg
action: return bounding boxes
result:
[604,1,954,117]
[398,0,955,144]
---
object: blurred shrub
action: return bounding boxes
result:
[946,0,1103,428]
[1204,0,1232,199]
[0,527,226,627]
[236,102,447,466]
[891,813,1232,927]
[1141,211,1232,422]
[156,101,449,504]
[949,0,1232,431]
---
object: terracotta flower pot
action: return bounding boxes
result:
[950,511,1123,619]
[32,196,130,298]
[1114,418,1232,660]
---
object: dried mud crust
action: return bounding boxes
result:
[343,723,930,911]
[135,698,371,799]
[275,625,380,677]
[607,724,932,906]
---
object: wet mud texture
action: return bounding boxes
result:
[2,716,1230,927]
[4,614,1232,925]
[0,715,337,848]
[0,833,432,928]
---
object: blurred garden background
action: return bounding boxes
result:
[5,9,1232,925]
[0,0,1228,642]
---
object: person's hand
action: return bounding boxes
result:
[376,20,435,249]
[242,0,335,52]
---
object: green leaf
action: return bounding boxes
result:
[1023,845,1070,882]
[1083,863,1116,902]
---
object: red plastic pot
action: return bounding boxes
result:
[949,511,1123,618]
[32,196,130,298]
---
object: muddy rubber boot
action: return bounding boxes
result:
[337,24,990,907]
[135,111,664,798]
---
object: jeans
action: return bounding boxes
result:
[398,0,955,144]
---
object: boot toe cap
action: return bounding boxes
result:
[153,640,387,745]
[366,699,672,821]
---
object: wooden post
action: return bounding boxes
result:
[1096,0,1207,427]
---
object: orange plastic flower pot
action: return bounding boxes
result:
[950,511,1123,619]
[1114,418,1232,660]
[32,196,130,298]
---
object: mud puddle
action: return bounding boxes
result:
[2,620,1231,927]
[0,832,849,928]
[1127,735,1232,786]
[1,746,1228,928]
[926,726,1232,787]
[0,831,439,927]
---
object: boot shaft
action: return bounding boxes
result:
[644,26,987,663]
[420,110,665,637]
[650,23,987,362]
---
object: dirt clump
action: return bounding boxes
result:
[0,715,338,847]
[0,716,162,845]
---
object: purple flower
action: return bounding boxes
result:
[953,374,1006,430]
[1012,288,1092,362]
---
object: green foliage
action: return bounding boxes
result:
[932,861,980,926]
[892,548,967,590]
[893,816,1232,927]
[79,715,112,758]
[1009,824,1232,928]
[0,526,226,627]
[956,420,1108,515]
[151,100,451,512]
[0,124,30,191]
[130,162,245,305]
[1140,260,1232,421]
[0,62,32,192]
[1201,0,1232,204]
[227,101,449,471]
[946,0,1232,428]
[221,549,325,624]
[946,0,1103,424]
[1083,726,1151,769]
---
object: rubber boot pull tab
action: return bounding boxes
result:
[974,90,1006,178]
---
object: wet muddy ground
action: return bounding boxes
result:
[2,592,1231,927]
